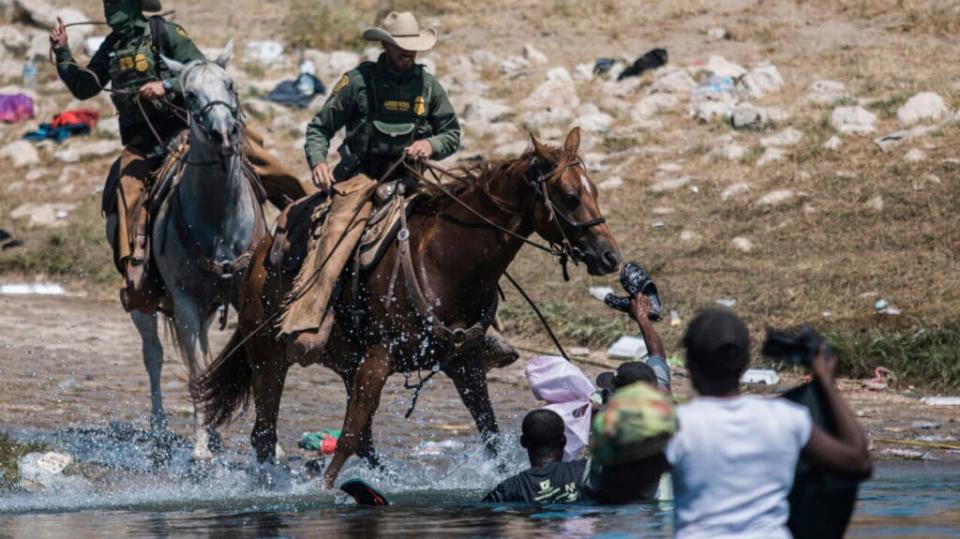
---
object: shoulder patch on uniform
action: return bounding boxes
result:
[332,74,349,95]
[175,25,189,38]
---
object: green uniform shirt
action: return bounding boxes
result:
[54,18,205,146]
[304,54,462,170]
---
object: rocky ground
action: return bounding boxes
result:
[1,0,960,476]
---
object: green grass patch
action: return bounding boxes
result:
[0,201,115,286]
[500,301,634,349]
[0,433,46,490]
[828,323,960,391]
[868,94,909,119]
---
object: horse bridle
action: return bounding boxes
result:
[187,96,241,149]
[422,155,605,281]
[519,156,607,273]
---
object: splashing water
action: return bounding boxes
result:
[1,425,958,538]
[0,422,529,515]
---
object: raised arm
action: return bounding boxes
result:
[51,17,111,100]
[630,295,666,360]
[800,347,873,479]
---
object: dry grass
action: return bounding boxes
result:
[798,0,960,34]
[283,0,459,51]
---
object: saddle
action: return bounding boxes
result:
[120,131,267,313]
[268,179,422,275]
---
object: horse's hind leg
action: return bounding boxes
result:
[446,349,500,459]
[131,310,166,432]
[249,338,290,464]
[324,346,391,488]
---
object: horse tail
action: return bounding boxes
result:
[193,328,252,429]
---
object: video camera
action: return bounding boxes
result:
[761,326,830,367]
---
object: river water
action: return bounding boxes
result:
[0,425,957,538]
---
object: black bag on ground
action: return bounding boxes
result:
[782,382,860,539]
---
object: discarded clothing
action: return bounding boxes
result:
[618,48,668,81]
[23,109,101,143]
[264,73,326,109]
[0,228,23,251]
[23,123,91,143]
[594,58,616,76]
[51,110,100,130]
[0,94,35,124]
[526,356,595,461]
[298,429,340,455]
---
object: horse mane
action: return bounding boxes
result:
[419,144,574,211]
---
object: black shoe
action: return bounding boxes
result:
[1,239,23,251]
[604,262,663,321]
[0,229,10,243]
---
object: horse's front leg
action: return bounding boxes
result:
[446,347,500,459]
[340,373,382,469]
[324,346,391,488]
[131,310,166,432]
[172,297,216,461]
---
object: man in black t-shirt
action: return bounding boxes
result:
[483,409,589,503]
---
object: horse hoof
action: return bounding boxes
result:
[148,431,176,469]
[256,461,292,491]
[150,415,168,433]
[206,429,224,455]
[192,447,215,461]
[187,458,215,482]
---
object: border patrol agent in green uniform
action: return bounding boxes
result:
[304,11,461,190]
[286,12,517,369]
[50,0,310,312]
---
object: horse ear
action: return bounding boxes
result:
[215,38,235,68]
[563,127,581,155]
[529,132,550,160]
[162,55,186,75]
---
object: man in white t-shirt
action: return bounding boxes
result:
[665,309,872,539]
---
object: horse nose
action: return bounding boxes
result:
[601,249,622,272]
[210,128,232,151]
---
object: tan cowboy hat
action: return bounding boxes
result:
[362,11,437,52]
[142,0,163,12]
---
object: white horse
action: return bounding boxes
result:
[120,40,267,460]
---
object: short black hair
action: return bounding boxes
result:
[521,409,566,450]
[683,309,751,393]
[596,363,658,401]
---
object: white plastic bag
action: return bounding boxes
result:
[525,356,596,461]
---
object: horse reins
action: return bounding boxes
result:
[399,157,606,363]
[408,158,607,281]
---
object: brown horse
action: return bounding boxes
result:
[196,127,622,487]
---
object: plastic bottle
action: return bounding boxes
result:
[22,56,37,89]
[297,58,316,96]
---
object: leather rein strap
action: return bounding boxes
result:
[394,187,497,352]
[410,159,605,281]
[392,157,597,363]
